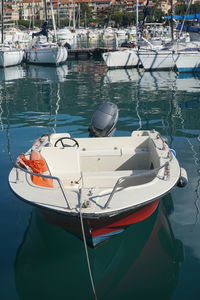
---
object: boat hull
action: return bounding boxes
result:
[102,50,139,68]
[0,49,24,67]
[38,199,160,247]
[138,50,177,70]
[176,51,200,73]
[25,46,68,65]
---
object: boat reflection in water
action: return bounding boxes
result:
[26,64,69,83]
[0,64,69,84]
[104,68,200,93]
[104,68,142,84]
[15,195,183,300]
[0,65,25,82]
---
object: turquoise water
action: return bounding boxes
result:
[0,61,200,300]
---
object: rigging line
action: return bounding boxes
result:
[79,195,98,300]
[178,0,193,38]
[139,0,150,39]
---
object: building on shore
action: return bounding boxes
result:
[2,0,200,24]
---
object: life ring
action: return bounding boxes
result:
[18,151,53,188]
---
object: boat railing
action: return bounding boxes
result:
[14,163,72,210]
[14,160,169,211]
[103,162,169,209]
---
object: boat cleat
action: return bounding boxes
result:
[82,199,91,208]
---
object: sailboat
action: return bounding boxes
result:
[25,0,68,65]
[102,0,139,69]
[137,0,180,71]
[171,15,200,72]
[0,0,24,67]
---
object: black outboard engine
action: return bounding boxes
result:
[88,102,119,137]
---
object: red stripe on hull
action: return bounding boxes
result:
[39,199,160,247]
[91,200,160,237]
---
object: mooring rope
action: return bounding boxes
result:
[79,200,98,300]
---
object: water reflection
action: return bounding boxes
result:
[0,65,25,83]
[0,64,69,86]
[15,197,183,300]
[26,64,69,83]
[104,68,142,84]
[104,69,200,93]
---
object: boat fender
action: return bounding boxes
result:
[32,134,49,151]
[30,150,54,188]
[177,168,188,188]
[170,148,176,157]
[18,151,53,188]
[163,137,168,144]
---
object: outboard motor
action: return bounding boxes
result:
[88,102,119,137]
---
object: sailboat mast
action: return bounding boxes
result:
[73,0,76,30]
[50,0,57,42]
[136,0,139,45]
[170,0,174,42]
[1,0,3,44]
[44,0,48,21]
[32,0,35,29]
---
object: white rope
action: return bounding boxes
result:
[79,195,98,300]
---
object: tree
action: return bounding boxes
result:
[80,3,93,26]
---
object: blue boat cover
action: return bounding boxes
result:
[176,24,200,32]
[163,13,200,22]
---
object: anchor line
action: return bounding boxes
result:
[79,191,98,300]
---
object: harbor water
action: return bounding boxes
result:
[0,59,200,300]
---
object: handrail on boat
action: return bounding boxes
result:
[14,159,170,212]
[103,162,169,209]
[14,163,72,210]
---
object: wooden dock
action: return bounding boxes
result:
[68,47,115,59]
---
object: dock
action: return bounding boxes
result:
[68,47,116,59]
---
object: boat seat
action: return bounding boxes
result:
[79,147,149,157]
[82,169,151,188]
[80,148,122,157]
[40,147,81,181]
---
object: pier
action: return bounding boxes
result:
[68,47,116,59]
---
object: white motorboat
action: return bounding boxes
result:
[56,27,77,47]
[25,42,68,65]
[0,45,24,67]
[102,27,115,40]
[9,102,187,247]
[102,49,139,68]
